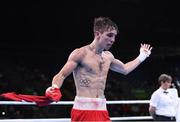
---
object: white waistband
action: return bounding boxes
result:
[73,96,107,110]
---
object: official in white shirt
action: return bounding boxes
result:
[149,74,178,121]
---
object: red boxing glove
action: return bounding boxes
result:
[45,86,62,102]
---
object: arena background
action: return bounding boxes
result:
[0,0,180,120]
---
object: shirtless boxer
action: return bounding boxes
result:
[46,16,152,121]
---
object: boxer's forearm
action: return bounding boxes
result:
[52,73,65,88]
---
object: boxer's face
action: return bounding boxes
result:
[98,29,117,50]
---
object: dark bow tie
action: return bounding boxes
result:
[163,90,168,94]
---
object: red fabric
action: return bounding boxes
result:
[0,88,62,106]
[71,108,111,122]
[0,92,51,106]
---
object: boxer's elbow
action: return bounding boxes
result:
[121,69,129,75]
[123,71,129,75]
[115,67,129,75]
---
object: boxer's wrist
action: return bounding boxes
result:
[52,84,59,89]
[137,48,151,62]
[137,53,147,62]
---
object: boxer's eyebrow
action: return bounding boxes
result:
[107,33,116,37]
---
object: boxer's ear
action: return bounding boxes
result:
[94,31,102,40]
[94,31,101,37]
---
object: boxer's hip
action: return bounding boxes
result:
[73,96,107,110]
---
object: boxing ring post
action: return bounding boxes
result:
[0,100,153,121]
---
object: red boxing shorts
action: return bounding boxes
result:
[71,96,111,122]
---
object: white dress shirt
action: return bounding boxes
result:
[150,87,178,117]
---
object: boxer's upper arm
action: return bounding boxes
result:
[52,48,85,88]
[107,52,127,75]
[110,58,127,74]
[60,48,84,78]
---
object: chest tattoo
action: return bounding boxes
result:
[79,79,91,87]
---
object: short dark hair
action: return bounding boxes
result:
[158,74,172,85]
[93,17,118,34]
